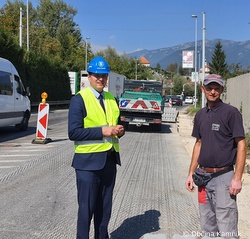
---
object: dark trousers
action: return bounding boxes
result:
[75,157,117,239]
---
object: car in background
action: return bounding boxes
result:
[170,95,183,106]
[184,96,193,104]
[165,95,172,103]
[176,94,184,101]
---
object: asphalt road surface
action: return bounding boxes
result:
[0,108,200,239]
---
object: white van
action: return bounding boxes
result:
[0,57,31,130]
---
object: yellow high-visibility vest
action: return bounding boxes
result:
[74,87,120,153]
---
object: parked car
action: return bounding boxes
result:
[176,94,184,101]
[170,95,183,106]
[165,95,172,103]
[184,96,193,104]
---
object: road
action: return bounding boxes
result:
[0,108,200,239]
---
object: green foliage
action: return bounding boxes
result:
[166,63,178,73]
[0,28,28,83]
[209,41,229,77]
[0,0,80,102]
[172,76,184,95]
[0,26,71,102]
[0,28,24,65]
[0,0,23,37]
[245,133,250,152]
[24,52,71,102]
[96,47,154,80]
[186,104,201,116]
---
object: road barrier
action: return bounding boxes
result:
[32,92,52,144]
[162,107,178,123]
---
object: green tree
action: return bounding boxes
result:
[96,47,153,80]
[35,0,83,67]
[166,63,178,73]
[209,41,229,77]
[0,0,23,38]
[0,0,86,71]
[156,63,161,71]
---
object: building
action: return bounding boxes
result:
[139,56,150,67]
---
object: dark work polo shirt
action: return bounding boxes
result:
[192,100,245,167]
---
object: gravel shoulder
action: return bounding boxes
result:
[177,110,250,239]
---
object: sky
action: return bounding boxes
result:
[1,0,250,53]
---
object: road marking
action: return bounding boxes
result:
[0,155,31,157]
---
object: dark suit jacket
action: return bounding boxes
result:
[68,93,121,170]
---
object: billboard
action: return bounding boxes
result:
[182,51,194,68]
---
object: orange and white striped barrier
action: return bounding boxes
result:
[36,103,49,138]
[32,92,52,144]
[169,98,172,108]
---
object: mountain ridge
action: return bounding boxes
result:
[129,39,250,70]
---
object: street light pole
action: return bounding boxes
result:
[19,7,23,47]
[135,59,138,80]
[202,12,206,108]
[192,14,198,108]
[85,37,90,70]
[27,0,29,51]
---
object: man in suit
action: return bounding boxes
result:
[68,56,125,239]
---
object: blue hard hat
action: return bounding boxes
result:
[87,56,110,74]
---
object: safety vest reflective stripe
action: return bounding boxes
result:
[75,137,118,145]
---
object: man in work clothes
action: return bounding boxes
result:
[185,74,246,238]
[68,56,125,239]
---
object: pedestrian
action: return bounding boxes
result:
[185,74,246,238]
[68,56,125,239]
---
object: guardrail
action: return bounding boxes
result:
[31,100,70,107]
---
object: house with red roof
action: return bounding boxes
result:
[139,56,150,67]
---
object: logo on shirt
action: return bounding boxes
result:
[212,123,220,131]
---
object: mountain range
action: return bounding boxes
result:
[129,39,250,70]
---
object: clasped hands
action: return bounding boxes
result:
[102,125,125,137]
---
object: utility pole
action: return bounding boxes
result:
[135,59,138,80]
[27,0,29,51]
[202,12,206,108]
[85,37,90,70]
[192,15,198,108]
[19,7,23,47]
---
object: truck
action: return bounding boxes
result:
[118,80,164,131]
[0,57,31,130]
[103,71,126,99]
[80,70,126,99]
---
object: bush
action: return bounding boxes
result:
[24,52,71,102]
[245,133,250,154]
[186,104,201,116]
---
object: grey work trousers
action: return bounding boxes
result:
[198,170,239,238]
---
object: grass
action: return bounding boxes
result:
[185,104,201,116]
